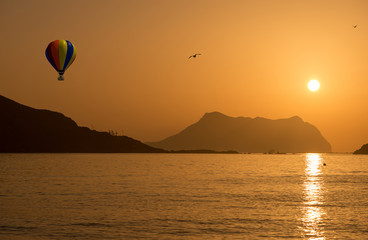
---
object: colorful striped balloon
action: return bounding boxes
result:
[45,40,76,80]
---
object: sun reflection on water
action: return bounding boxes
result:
[300,153,326,239]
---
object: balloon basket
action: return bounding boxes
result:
[58,75,64,81]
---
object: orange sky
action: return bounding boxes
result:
[1,0,368,152]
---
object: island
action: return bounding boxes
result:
[147,111,332,153]
[353,144,368,154]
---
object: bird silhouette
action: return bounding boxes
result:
[353,25,358,28]
[189,53,201,59]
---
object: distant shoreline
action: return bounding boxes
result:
[0,151,353,154]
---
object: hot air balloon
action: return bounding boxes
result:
[45,40,76,81]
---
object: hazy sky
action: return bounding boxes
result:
[1,0,368,152]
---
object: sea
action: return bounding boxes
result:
[0,153,367,240]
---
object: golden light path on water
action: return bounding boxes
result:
[300,153,326,240]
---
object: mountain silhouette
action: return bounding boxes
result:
[353,144,368,154]
[147,112,332,153]
[0,95,165,153]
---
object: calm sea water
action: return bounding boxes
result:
[0,153,367,239]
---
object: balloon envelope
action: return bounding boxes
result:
[45,40,76,78]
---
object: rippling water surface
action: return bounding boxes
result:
[0,153,367,239]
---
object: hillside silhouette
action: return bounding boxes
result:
[0,95,165,153]
[147,112,332,153]
[353,144,368,154]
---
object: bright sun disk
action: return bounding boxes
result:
[308,80,320,92]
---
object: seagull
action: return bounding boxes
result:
[189,53,201,59]
[353,25,358,28]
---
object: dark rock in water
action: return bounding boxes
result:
[147,111,332,153]
[353,144,368,154]
[0,95,165,153]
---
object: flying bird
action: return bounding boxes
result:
[353,25,358,28]
[189,53,201,59]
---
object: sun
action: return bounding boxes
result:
[308,80,320,92]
